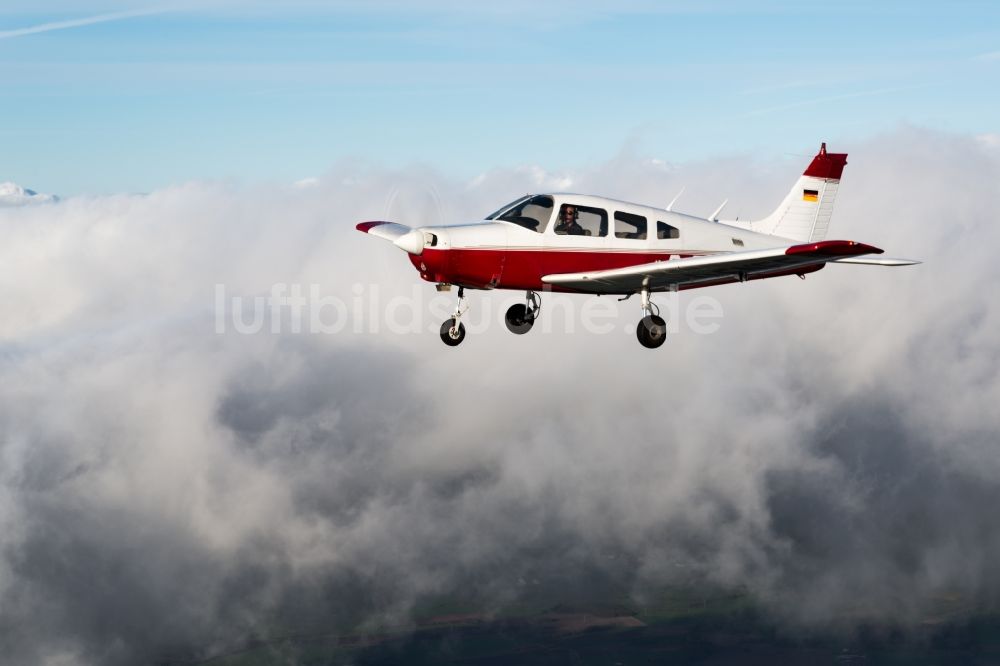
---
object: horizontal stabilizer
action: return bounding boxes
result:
[833,256,921,266]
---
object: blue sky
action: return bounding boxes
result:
[2,0,999,195]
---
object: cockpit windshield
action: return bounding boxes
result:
[485,195,530,220]
[486,194,554,233]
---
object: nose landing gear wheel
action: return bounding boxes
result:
[440,286,469,347]
[505,304,534,334]
[636,315,667,349]
[440,318,466,346]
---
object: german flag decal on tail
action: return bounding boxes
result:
[803,188,819,202]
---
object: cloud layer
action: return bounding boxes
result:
[1,128,998,663]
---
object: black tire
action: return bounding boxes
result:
[440,318,466,346]
[636,315,667,349]
[504,304,535,335]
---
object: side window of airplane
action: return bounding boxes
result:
[614,211,647,239]
[554,204,607,237]
[493,195,553,233]
[656,221,680,240]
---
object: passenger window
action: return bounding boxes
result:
[615,211,647,239]
[656,221,680,240]
[495,195,553,232]
[555,204,607,237]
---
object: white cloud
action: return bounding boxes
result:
[292,176,319,189]
[1,128,998,663]
[0,182,58,207]
[977,133,1000,149]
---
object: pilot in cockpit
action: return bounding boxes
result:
[555,204,587,235]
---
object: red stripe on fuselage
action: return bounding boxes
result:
[408,247,825,293]
[410,247,705,291]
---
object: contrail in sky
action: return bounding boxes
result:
[0,8,168,40]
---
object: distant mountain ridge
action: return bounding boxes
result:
[0,182,59,206]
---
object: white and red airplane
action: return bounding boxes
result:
[357,143,918,348]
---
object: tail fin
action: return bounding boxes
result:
[753,143,847,242]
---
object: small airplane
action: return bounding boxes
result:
[357,143,918,348]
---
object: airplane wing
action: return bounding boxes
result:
[541,240,914,294]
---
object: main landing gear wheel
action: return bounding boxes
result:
[636,315,667,349]
[635,285,667,349]
[504,304,533,334]
[440,286,469,347]
[440,318,466,346]
[505,291,540,335]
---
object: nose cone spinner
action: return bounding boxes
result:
[394,229,425,255]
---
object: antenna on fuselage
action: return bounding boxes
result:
[666,186,685,212]
[709,199,728,222]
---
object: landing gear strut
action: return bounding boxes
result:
[505,291,540,335]
[635,286,666,349]
[439,286,468,347]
